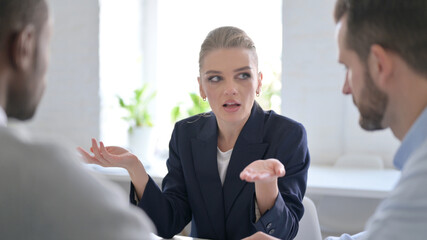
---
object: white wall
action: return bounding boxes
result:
[21,0,100,147]
[10,0,401,168]
[281,0,399,167]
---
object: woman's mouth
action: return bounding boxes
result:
[223,101,241,112]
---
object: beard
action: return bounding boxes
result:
[6,82,40,121]
[354,66,388,131]
[6,44,46,121]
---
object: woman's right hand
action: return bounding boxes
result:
[78,138,149,200]
[77,138,141,172]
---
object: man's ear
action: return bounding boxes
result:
[369,44,393,90]
[9,25,36,71]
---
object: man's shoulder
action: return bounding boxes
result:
[0,127,77,167]
[404,138,427,172]
[0,127,86,191]
[0,127,156,238]
[364,138,427,240]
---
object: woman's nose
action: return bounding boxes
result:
[224,80,238,96]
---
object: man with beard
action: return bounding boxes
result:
[0,0,155,239]
[327,0,427,239]
[245,0,427,239]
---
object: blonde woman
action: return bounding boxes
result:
[79,26,309,239]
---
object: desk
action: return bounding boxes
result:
[307,165,401,199]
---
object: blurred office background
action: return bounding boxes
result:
[15,0,400,237]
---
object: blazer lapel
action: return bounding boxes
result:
[222,141,268,218]
[223,102,269,218]
[191,116,226,239]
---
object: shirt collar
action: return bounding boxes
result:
[394,106,427,170]
[0,107,7,127]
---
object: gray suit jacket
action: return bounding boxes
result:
[0,127,155,239]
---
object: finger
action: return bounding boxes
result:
[240,170,255,182]
[240,170,249,180]
[91,138,102,158]
[77,147,106,166]
[269,159,285,177]
[275,165,286,177]
[91,138,108,165]
[99,141,113,164]
[241,173,252,181]
[76,147,91,161]
[253,172,272,181]
[240,171,246,180]
[241,171,271,182]
[240,166,257,177]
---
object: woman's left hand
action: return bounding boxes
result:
[240,158,286,183]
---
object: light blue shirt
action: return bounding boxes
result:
[326,106,427,240]
[394,107,427,170]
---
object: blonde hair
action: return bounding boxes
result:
[198,26,258,72]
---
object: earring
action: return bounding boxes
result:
[256,91,260,97]
[203,97,206,101]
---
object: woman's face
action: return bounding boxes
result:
[198,47,262,126]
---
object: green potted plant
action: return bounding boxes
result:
[171,92,211,123]
[118,83,156,132]
[117,83,156,167]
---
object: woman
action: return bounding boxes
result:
[78,26,310,239]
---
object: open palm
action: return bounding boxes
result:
[240,158,286,183]
[77,138,140,170]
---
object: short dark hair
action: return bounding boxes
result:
[0,0,48,49]
[334,0,427,77]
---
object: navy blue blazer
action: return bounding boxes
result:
[130,102,310,239]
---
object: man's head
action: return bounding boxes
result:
[0,0,51,120]
[334,0,427,131]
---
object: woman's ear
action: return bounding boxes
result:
[369,44,393,90]
[197,76,206,99]
[257,71,263,94]
[9,25,36,71]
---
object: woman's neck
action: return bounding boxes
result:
[217,116,249,152]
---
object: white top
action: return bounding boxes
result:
[217,147,233,185]
[0,107,6,127]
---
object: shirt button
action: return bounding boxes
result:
[266,223,272,229]
[269,229,275,235]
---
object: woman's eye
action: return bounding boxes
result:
[208,76,221,82]
[237,73,251,80]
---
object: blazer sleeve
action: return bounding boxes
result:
[254,122,310,239]
[130,125,192,238]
